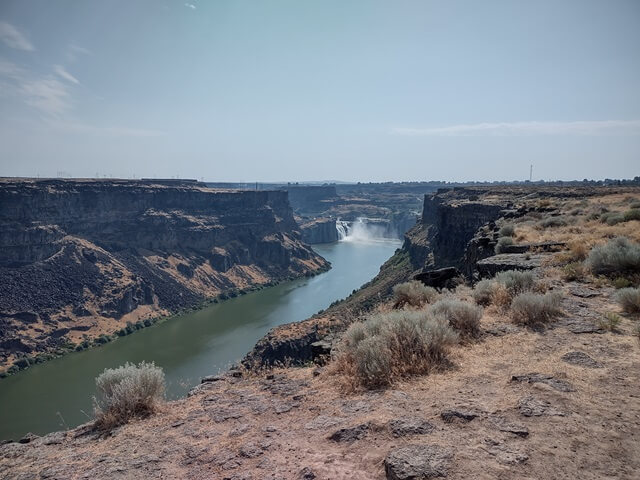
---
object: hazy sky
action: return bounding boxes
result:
[0,0,639,182]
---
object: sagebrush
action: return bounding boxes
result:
[495,270,535,294]
[472,279,496,306]
[495,236,514,254]
[510,292,562,326]
[586,237,640,276]
[615,287,640,314]
[335,311,458,389]
[499,224,515,237]
[393,280,438,308]
[93,361,165,429]
[430,298,483,337]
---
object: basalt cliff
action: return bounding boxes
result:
[0,179,328,373]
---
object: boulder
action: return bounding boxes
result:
[414,267,461,290]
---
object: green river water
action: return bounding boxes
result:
[0,239,400,441]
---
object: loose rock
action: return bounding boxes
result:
[561,351,603,368]
[518,396,565,417]
[385,444,453,479]
[389,418,435,437]
[329,423,370,443]
[511,373,575,392]
[489,416,529,437]
[440,408,479,423]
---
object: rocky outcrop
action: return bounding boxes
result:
[0,179,328,370]
[298,218,339,244]
[413,192,506,270]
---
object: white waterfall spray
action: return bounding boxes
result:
[336,220,349,240]
[335,217,392,243]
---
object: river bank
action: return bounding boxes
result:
[0,239,400,441]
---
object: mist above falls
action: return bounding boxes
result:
[336,218,398,243]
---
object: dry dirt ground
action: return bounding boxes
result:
[2,274,639,480]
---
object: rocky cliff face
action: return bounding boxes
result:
[0,179,328,371]
[406,191,507,271]
[298,217,339,244]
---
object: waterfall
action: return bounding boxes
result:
[335,217,391,243]
[336,220,348,240]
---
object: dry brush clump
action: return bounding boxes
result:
[510,292,563,326]
[472,279,497,306]
[430,298,483,338]
[472,270,536,309]
[495,270,536,294]
[93,361,165,430]
[392,280,438,308]
[537,216,572,229]
[334,311,458,390]
[562,262,586,281]
[615,287,640,314]
[586,237,640,276]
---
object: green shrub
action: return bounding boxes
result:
[94,334,111,345]
[392,280,438,308]
[430,299,483,337]
[613,277,633,289]
[337,311,458,389]
[495,236,514,254]
[93,361,165,430]
[623,209,640,222]
[586,237,640,276]
[614,287,640,314]
[600,212,625,225]
[14,357,30,369]
[472,279,497,306]
[495,270,535,294]
[511,292,562,326]
[499,224,515,237]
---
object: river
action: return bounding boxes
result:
[0,239,400,441]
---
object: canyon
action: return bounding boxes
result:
[0,179,328,373]
[2,184,639,480]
